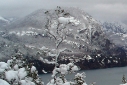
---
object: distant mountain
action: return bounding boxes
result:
[0,16,9,22]
[0,16,18,29]
[103,22,126,34]
[0,16,10,27]
[0,7,127,73]
[102,22,127,46]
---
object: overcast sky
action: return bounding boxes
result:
[0,0,127,24]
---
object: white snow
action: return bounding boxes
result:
[52,63,79,78]
[5,70,18,81]
[58,16,80,26]
[74,72,87,85]
[18,68,27,80]
[0,16,9,22]
[39,46,49,51]
[55,77,64,85]
[58,17,70,24]
[64,40,80,47]
[52,67,60,77]
[69,17,80,25]
[47,79,55,85]
[5,68,27,81]
[47,52,58,57]
[19,80,35,85]
[67,63,74,68]
[75,72,86,79]
[120,84,127,85]
[82,15,87,20]
[71,65,79,72]
[31,66,36,73]
[59,64,68,74]
[42,69,47,73]
[28,27,42,31]
[43,59,56,64]
[91,17,97,22]
[108,60,111,63]
[0,62,9,73]
[25,45,35,49]
[0,79,10,85]
[14,64,19,70]
[9,31,38,36]
[39,57,44,61]
[83,83,88,85]
[63,82,71,85]
[123,34,127,38]
[86,55,92,60]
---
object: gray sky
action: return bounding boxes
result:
[0,0,127,24]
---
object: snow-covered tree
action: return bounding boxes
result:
[47,62,89,85]
[44,7,93,85]
[45,6,69,49]
[74,72,86,85]
[45,6,80,65]
[120,75,127,85]
[0,53,44,85]
[122,75,127,84]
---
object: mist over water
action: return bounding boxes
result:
[40,66,127,85]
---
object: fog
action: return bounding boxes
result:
[0,0,127,24]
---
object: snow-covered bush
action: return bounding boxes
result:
[120,75,127,85]
[0,79,10,85]
[45,7,90,85]
[0,53,43,85]
[47,62,88,85]
[74,72,86,85]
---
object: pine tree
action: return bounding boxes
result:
[122,75,127,84]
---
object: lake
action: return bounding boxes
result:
[40,66,127,85]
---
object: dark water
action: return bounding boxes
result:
[40,66,127,85]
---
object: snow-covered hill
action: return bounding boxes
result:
[0,16,18,29]
[103,22,127,46]
[103,22,126,34]
[4,7,106,53]
[1,7,126,59]
[0,7,127,73]
[0,16,10,27]
[0,16,9,22]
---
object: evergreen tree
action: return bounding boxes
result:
[122,75,127,84]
